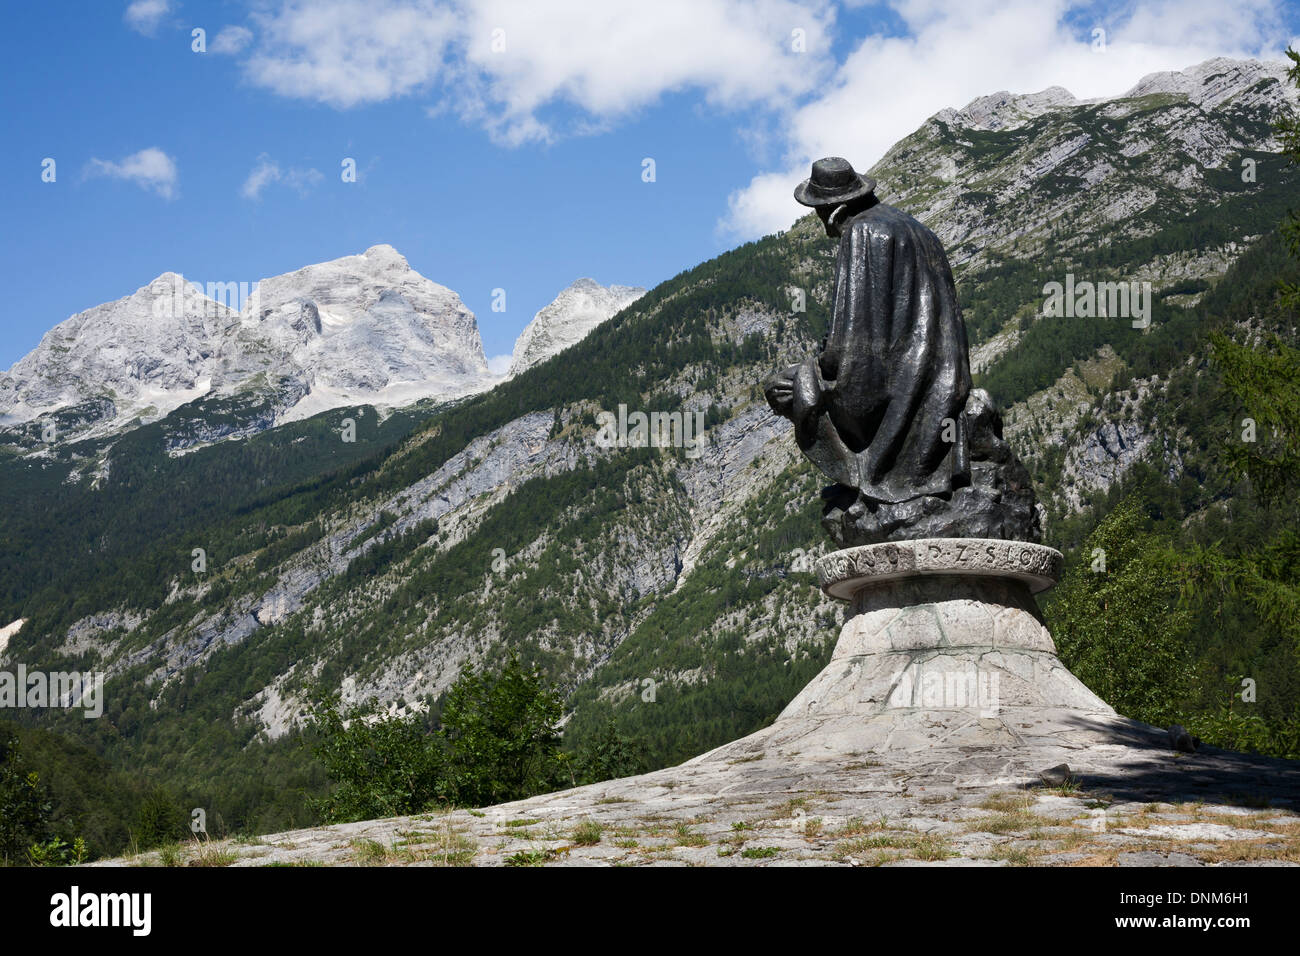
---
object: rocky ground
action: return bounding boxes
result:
[98,711,1300,868]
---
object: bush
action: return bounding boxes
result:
[305,697,446,824]
[306,654,569,820]
[440,655,566,806]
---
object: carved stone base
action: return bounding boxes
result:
[753,538,1112,759]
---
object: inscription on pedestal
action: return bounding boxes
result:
[816,538,1062,601]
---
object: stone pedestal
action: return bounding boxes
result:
[754,538,1114,759]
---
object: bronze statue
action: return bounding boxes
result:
[765,157,1040,546]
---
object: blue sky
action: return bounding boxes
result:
[2,0,1297,369]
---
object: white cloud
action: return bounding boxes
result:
[124,0,171,36]
[85,147,179,199]
[486,354,512,375]
[231,0,837,142]
[451,0,838,144]
[243,0,461,108]
[720,0,1294,239]
[241,155,324,199]
[241,156,281,199]
[212,25,254,55]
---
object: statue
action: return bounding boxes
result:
[764,157,1041,546]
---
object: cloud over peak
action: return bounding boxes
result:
[231,0,837,144]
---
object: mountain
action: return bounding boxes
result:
[508,278,646,376]
[887,57,1289,280]
[0,244,492,445]
[1,57,1298,842]
[239,244,491,424]
[0,273,236,440]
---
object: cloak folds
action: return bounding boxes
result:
[788,203,972,505]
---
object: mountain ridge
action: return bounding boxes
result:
[0,250,652,450]
[0,244,492,443]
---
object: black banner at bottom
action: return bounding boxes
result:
[0,864,1283,944]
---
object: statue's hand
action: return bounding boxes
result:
[763,367,798,418]
[764,360,823,423]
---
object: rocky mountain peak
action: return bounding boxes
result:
[875,55,1297,278]
[1,247,493,441]
[0,274,233,429]
[508,278,646,377]
[1121,56,1291,110]
[941,85,1078,131]
[929,57,1290,136]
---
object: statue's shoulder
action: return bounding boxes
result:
[848,202,936,246]
[849,202,910,234]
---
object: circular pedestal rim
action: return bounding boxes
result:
[815,537,1062,600]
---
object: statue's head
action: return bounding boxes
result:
[794,157,877,237]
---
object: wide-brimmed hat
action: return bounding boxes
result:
[794,156,876,207]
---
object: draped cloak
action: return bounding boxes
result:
[788,202,972,504]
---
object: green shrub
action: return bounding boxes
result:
[440,655,566,806]
[305,698,447,824]
[306,654,568,820]
[0,732,52,863]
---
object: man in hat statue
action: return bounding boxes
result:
[765,157,1033,545]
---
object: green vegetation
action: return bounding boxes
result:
[304,655,664,823]
[307,655,567,822]
[0,730,51,863]
[570,820,603,846]
[1048,500,1195,726]
[438,653,565,806]
[305,696,448,824]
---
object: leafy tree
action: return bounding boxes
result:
[440,655,566,806]
[1048,499,1195,726]
[573,719,646,785]
[305,695,446,824]
[0,732,52,863]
